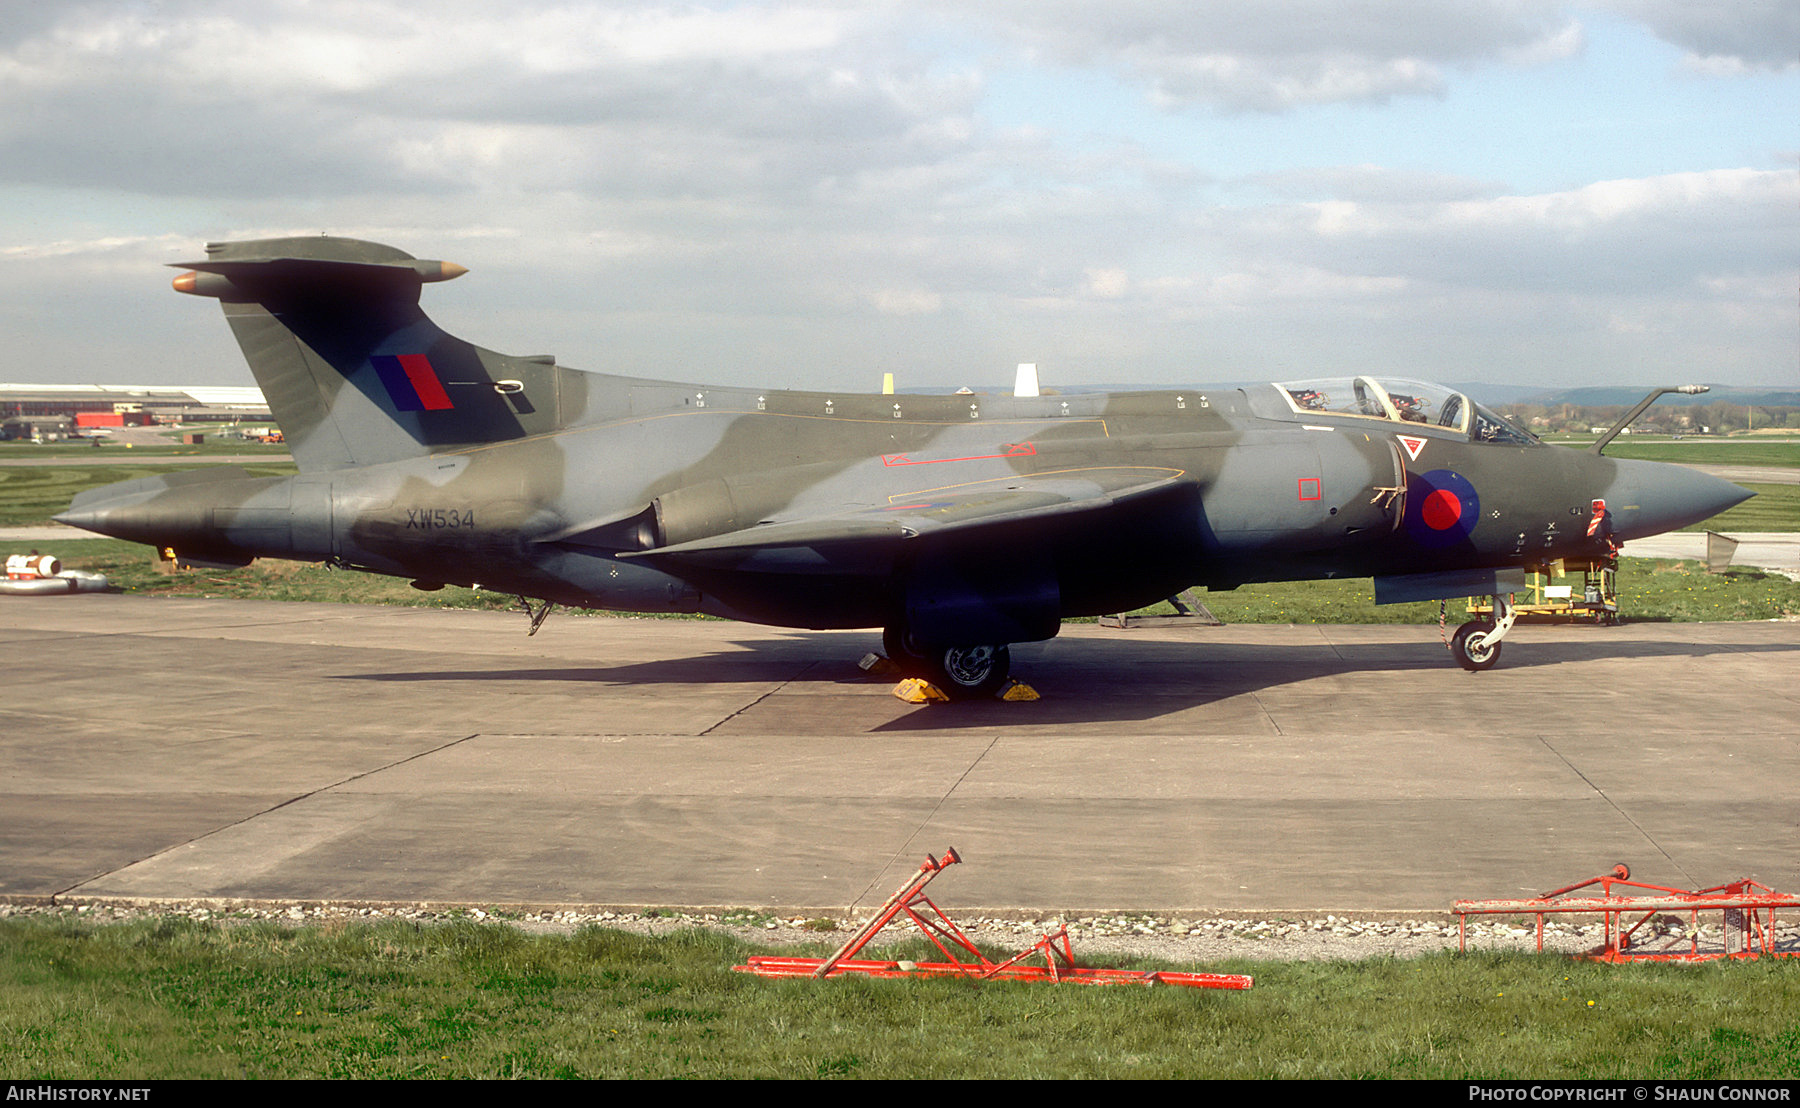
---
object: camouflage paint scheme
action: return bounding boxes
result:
[59,237,1750,696]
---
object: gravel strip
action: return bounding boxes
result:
[7,901,1796,964]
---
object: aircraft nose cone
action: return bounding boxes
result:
[1604,459,1752,540]
[51,505,115,537]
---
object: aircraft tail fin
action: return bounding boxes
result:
[173,236,579,472]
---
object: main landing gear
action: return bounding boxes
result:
[1449,593,1518,672]
[883,626,1014,700]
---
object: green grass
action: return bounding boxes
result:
[2,451,1791,537]
[0,440,291,458]
[9,541,1798,623]
[1680,482,1799,533]
[2,916,1795,1079]
[0,538,521,611]
[1599,442,1800,468]
[1159,559,1800,625]
[0,463,298,527]
[5,452,1793,624]
[1612,559,1800,621]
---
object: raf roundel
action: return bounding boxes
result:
[1405,468,1481,548]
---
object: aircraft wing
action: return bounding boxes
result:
[620,467,1187,568]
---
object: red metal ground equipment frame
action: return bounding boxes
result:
[1453,864,1800,963]
[734,848,1252,989]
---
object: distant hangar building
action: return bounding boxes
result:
[0,383,270,440]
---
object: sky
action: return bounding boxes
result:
[0,0,1794,394]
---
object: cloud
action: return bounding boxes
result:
[942,0,1583,110]
[865,287,943,314]
[1594,0,1800,71]
[0,1,960,200]
[1279,169,1797,289]
[1083,267,1130,298]
[0,3,1790,389]
[1245,165,1506,204]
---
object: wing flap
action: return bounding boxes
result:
[622,468,1185,565]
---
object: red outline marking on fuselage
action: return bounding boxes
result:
[881,442,1037,467]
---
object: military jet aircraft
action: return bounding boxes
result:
[58,236,1751,697]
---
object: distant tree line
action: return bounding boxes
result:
[1502,402,1798,435]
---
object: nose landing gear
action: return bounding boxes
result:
[1450,593,1517,671]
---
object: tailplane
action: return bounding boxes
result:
[174,236,578,472]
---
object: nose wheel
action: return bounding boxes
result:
[1449,594,1516,672]
[1451,622,1502,670]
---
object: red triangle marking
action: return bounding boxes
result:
[1397,435,1427,462]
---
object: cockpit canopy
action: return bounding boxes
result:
[1274,375,1538,446]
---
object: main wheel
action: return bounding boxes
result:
[1450,621,1502,671]
[923,643,1011,700]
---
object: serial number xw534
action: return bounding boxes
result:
[404,508,475,530]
